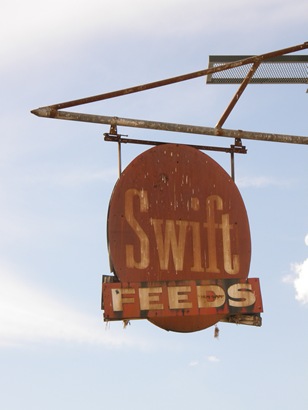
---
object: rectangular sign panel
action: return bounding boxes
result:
[102,277,263,321]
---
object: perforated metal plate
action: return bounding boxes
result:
[207,55,308,84]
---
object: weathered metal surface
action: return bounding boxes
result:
[220,313,262,326]
[31,108,308,145]
[102,277,263,332]
[107,144,251,283]
[31,42,308,147]
[105,143,258,332]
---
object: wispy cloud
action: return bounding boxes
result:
[22,167,118,187]
[3,0,306,72]
[189,360,199,367]
[237,175,292,189]
[0,264,152,349]
[188,355,220,367]
[2,0,203,67]
[283,235,308,306]
[207,355,220,363]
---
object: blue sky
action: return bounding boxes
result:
[1,1,308,409]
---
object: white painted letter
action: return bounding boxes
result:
[139,287,164,310]
[197,285,225,308]
[125,189,149,269]
[111,288,135,311]
[228,283,256,307]
[168,286,192,309]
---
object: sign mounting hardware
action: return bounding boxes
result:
[31,43,308,178]
[31,41,308,148]
[104,126,247,180]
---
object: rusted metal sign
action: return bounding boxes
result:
[103,143,262,332]
[108,144,251,281]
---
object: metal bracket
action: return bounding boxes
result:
[104,133,247,180]
[106,124,126,176]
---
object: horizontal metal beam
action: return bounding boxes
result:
[104,134,247,154]
[31,107,308,145]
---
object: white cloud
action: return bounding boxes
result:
[207,355,220,363]
[189,360,199,367]
[0,264,152,349]
[283,235,308,306]
[189,355,220,366]
[0,1,146,69]
[237,175,292,189]
[22,167,118,187]
[3,0,306,71]
[287,259,308,305]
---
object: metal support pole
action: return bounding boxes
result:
[117,139,122,177]
[216,61,261,129]
[231,151,235,181]
[31,108,308,145]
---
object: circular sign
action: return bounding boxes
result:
[108,143,251,283]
